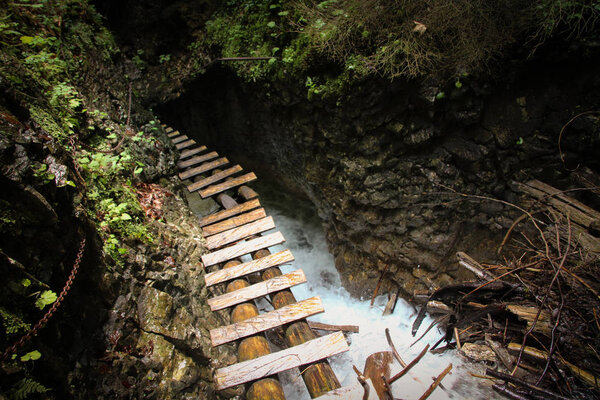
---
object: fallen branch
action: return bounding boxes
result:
[385,328,407,368]
[417,363,452,400]
[371,263,390,307]
[389,344,430,384]
[486,368,571,400]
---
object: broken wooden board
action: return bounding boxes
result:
[180,145,208,159]
[203,208,267,237]
[171,134,188,144]
[201,231,285,267]
[205,216,276,250]
[177,151,218,169]
[199,173,257,199]
[199,199,261,227]
[178,157,229,180]
[207,269,305,311]
[316,378,378,400]
[204,249,294,287]
[214,331,349,390]
[188,165,243,193]
[175,139,196,150]
[210,296,324,346]
[364,351,393,400]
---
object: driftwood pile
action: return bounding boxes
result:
[410,179,600,400]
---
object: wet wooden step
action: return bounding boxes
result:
[188,165,243,193]
[171,134,188,144]
[180,145,208,159]
[203,208,266,237]
[175,139,196,150]
[177,151,218,169]
[214,331,349,390]
[205,249,294,287]
[211,296,324,346]
[205,216,275,250]
[316,378,378,400]
[201,231,286,267]
[199,172,257,198]
[207,269,305,311]
[199,199,261,227]
[178,157,229,180]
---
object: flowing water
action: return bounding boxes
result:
[194,180,500,399]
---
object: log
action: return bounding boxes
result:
[175,139,196,150]
[202,208,267,237]
[316,378,378,400]
[363,351,393,400]
[179,145,208,159]
[199,199,261,227]
[188,165,243,192]
[307,321,359,334]
[211,296,325,346]
[177,151,218,169]
[207,269,307,311]
[199,173,257,198]
[205,250,294,287]
[201,231,285,267]
[457,252,495,281]
[506,304,552,336]
[178,157,229,180]
[238,185,259,200]
[171,134,188,144]
[383,290,398,316]
[205,216,275,250]
[217,193,238,210]
[214,332,349,390]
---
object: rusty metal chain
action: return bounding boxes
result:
[1,237,86,361]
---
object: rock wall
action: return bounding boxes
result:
[159,58,600,298]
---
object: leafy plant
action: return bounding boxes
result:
[35,290,57,310]
[10,378,50,400]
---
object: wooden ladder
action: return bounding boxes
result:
[162,124,370,398]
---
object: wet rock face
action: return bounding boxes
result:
[160,61,600,298]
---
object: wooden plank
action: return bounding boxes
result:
[180,145,208,159]
[201,231,286,267]
[211,296,324,346]
[199,198,261,227]
[203,208,267,237]
[171,134,189,144]
[207,269,304,311]
[215,331,349,390]
[316,379,378,400]
[178,157,229,180]
[199,172,257,198]
[205,216,276,250]
[175,139,196,150]
[188,165,243,192]
[205,249,294,287]
[177,151,218,169]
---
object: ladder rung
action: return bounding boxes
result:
[199,199,261,227]
[201,231,285,267]
[203,208,266,237]
[204,249,294,287]
[205,216,275,250]
[210,296,324,346]
[180,145,208,159]
[214,331,349,390]
[177,151,218,169]
[199,173,257,198]
[171,134,188,144]
[188,165,243,192]
[175,139,196,150]
[178,158,229,180]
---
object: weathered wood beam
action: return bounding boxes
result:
[214,332,349,390]
[201,232,285,267]
[188,165,243,192]
[171,134,188,144]
[205,216,276,250]
[207,269,306,311]
[175,139,196,150]
[205,249,294,287]
[199,173,257,198]
[180,145,208,159]
[203,208,267,237]
[178,157,229,180]
[211,296,325,346]
[177,151,218,169]
[199,199,261,227]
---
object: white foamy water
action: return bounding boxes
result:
[195,180,499,399]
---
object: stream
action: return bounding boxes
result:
[194,180,501,399]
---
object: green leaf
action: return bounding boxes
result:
[435,91,446,100]
[455,80,463,89]
[20,350,41,362]
[278,11,289,16]
[516,137,524,145]
[20,36,34,44]
[267,21,276,28]
[35,290,57,310]
[120,213,132,221]
[134,167,143,175]
[21,279,31,287]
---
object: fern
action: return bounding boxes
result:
[0,307,31,335]
[10,378,50,400]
